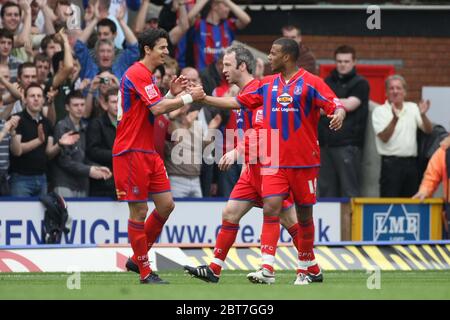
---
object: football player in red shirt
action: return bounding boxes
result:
[184,45,301,284]
[112,28,205,284]
[194,38,345,285]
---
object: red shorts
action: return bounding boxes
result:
[113,152,171,201]
[229,164,294,210]
[261,167,319,206]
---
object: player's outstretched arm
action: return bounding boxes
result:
[151,86,206,116]
[202,95,241,110]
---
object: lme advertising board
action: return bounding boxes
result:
[351,198,443,241]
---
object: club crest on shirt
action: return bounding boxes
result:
[145,84,158,100]
[255,109,263,123]
[277,92,293,107]
[294,85,302,95]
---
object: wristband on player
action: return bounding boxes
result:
[165,90,175,99]
[181,94,193,105]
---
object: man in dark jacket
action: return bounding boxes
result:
[53,90,112,197]
[86,88,117,197]
[318,45,370,197]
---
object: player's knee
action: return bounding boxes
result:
[222,206,240,224]
[159,200,175,217]
[279,210,297,228]
[263,199,282,216]
[132,214,147,222]
[130,205,148,222]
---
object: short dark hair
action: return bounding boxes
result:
[104,87,119,101]
[138,28,169,59]
[18,62,36,78]
[273,38,300,62]
[24,82,43,97]
[97,18,117,34]
[334,45,356,60]
[35,53,51,65]
[40,34,62,52]
[0,1,21,19]
[65,90,85,106]
[225,45,256,74]
[0,28,14,44]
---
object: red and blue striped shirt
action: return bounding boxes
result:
[193,18,237,71]
[113,62,162,157]
[236,69,343,168]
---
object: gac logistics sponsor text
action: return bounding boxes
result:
[0,201,341,245]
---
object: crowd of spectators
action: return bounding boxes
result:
[0,0,447,200]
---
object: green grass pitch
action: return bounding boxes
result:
[1,270,450,300]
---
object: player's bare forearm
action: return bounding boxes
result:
[202,96,240,110]
[151,98,185,116]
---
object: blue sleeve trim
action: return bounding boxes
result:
[148,99,162,108]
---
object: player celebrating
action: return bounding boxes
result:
[243,38,345,285]
[188,39,345,285]
[184,45,300,284]
[112,28,205,284]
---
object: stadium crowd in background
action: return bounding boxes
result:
[0,0,446,204]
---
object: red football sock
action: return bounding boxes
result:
[297,218,320,274]
[260,215,280,273]
[128,219,151,280]
[209,220,239,276]
[287,223,300,251]
[145,209,168,250]
[131,209,168,263]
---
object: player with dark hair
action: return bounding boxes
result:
[188,38,345,285]
[184,45,301,284]
[244,38,345,285]
[112,28,205,284]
